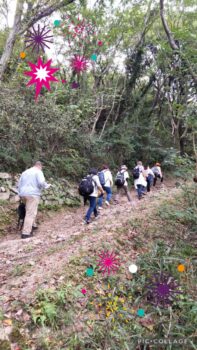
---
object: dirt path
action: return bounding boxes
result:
[0,182,177,312]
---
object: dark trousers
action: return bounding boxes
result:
[147,175,154,192]
[153,174,163,186]
[85,196,98,221]
[137,185,144,199]
[147,179,151,192]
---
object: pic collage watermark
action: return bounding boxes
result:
[137,338,188,345]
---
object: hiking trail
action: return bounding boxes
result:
[0,181,177,312]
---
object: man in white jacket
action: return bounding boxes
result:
[18,161,51,239]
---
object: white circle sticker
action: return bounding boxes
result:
[129,264,138,273]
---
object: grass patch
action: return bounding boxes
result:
[10,264,27,277]
[0,201,15,236]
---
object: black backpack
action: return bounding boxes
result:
[78,175,94,196]
[132,167,140,180]
[17,202,26,229]
[115,172,125,187]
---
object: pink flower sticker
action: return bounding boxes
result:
[81,288,87,295]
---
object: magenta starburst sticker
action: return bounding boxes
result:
[25,24,53,53]
[97,250,121,276]
[71,55,88,74]
[24,57,59,100]
[146,273,182,307]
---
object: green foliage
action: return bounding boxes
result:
[30,284,75,329]
[162,150,196,178]
[0,0,196,177]
[157,184,197,234]
[0,201,15,236]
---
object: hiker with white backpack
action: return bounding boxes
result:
[97,165,113,210]
[78,168,104,224]
[114,165,132,203]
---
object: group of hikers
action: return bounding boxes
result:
[17,160,163,239]
[79,161,163,224]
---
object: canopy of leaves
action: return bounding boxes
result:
[0,0,196,177]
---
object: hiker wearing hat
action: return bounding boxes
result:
[151,163,163,186]
[114,165,132,202]
[18,161,51,239]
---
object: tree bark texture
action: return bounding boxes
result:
[0,0,24,80]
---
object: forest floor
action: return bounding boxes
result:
[0,180,196,350]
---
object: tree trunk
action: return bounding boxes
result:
[192,132,197,178]
[0,0,24,80]
[0,0,75,81]
[160,0,197,86]
[179,136,185,156]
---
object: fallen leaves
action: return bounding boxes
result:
[139,317,155,331]
[3,319,12,326]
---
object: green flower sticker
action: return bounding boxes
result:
[86,267,94,277]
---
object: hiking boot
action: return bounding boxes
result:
[83,220,90,225]
[94,213,99,219]
[98,206,103,210]
[21,233,33,239]
[105,201,110,206]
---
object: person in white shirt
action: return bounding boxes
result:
[97,165,113,209]
[134,161,147,199]
[144,165,155,192]
[84,168,104,224]
[115,165,132,202]
[151,163,163,186]
[18,161,51,239]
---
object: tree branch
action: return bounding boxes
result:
[160,0,197,86]
[0,0,75,80]
[19,0,75,35]
[160,0,179,51]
